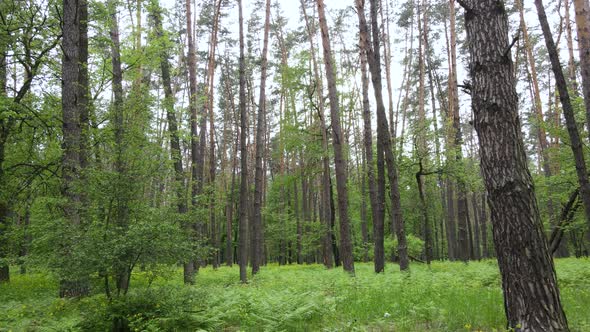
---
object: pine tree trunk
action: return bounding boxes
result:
[152,1,190,281]
[60,0,88,298]
[316,0,354,273]
[573,0,590,149]
[449,0,470,262]
[252,0,271,275]
[185,0,199,284]
[356,0,410,271]
[238,0,249,283]
[109,0,131,295]
[0,25,8,283]
[359,33,384,271]
[463,1,569,330]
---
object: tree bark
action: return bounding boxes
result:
[358,24,384,272]
[356,0,409,271]
[185,0,199,284]
[60,0,89,298]
[463,1,569,330]
[252,0,271,275]
[238,0,249,283]
[449,0,470,262]
[151,0,190,282]
[316,0,354,274]
[573,0,590,147]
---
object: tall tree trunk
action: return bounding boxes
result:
[252,0,271,275]
[517,0,555,224]
[358,29,384,272]
[316,0,355,274]
[238,0,249,283]
[573,0,590,144]
[109,0,130,295]
[301,1,334,268]
[185,0,199,284]
[0,20,9,283]
[449,0,470,262]
[535,0,590,248]
[60,0,89,298]
[565,0,579,92]
[356,0,410,271]
[207,0,222,269]
[151,0,190,282]
[462,1,569,330]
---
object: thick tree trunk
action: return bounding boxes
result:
[462,1,569,330]
[238,0,249,283]
[535,0,590,248]
[316,0,354,274]
[60,0,88,298]
[252,0,271,275]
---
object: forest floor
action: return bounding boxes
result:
[1,259,589,331]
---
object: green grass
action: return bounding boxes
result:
[1,259,589,331]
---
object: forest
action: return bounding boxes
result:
[1,0,590,330]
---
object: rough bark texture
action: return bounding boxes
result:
[238,0,249,283]
[316,0,355,274]
[252,0,271,275]
[60,0,89,298]
[463,1,569,330]
[535,0,590,248]
[356,0,409,271]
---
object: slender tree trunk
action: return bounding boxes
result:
[359,35,384,271]
[207,0,222,269]
[238,0,249,283]
[517,0,556,224]
[316,0,355,274]
[356,0,410,271]
[480,192,489,258]
[449,0,470,262]
[462,1,569,330]
[152,1,190,282]
[535,0,590,247]
[185,0,199,284]
[109,0,131,295]
[0,22,9,283]
[573,0,590,143]
[252,0,271,275]
[565,0,578,92]
[471,193,481,260]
